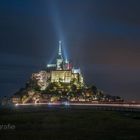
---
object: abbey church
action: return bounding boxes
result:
[31,41,84,91]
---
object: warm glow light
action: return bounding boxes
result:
[15,103,19,106]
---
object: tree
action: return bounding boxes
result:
[91,85,97,93]
[71,84,77,92]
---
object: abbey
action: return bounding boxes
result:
[47,41,84,84]
[31,41,84,91]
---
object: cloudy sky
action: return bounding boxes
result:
[0,0,140,100]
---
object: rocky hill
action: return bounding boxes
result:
[11,70,123,104]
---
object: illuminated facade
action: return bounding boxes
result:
[51,70,72,83]
[47,41,84,85]
[31,71,50,90]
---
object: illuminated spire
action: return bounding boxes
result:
[58,40,62,55]
[57,41,63,70]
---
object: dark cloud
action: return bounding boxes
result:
[0,0,140,100]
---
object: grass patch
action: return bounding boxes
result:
[0,107,140,140]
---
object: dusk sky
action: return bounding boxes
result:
[0,0,140,100]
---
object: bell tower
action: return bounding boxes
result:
[56,41,63,70]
